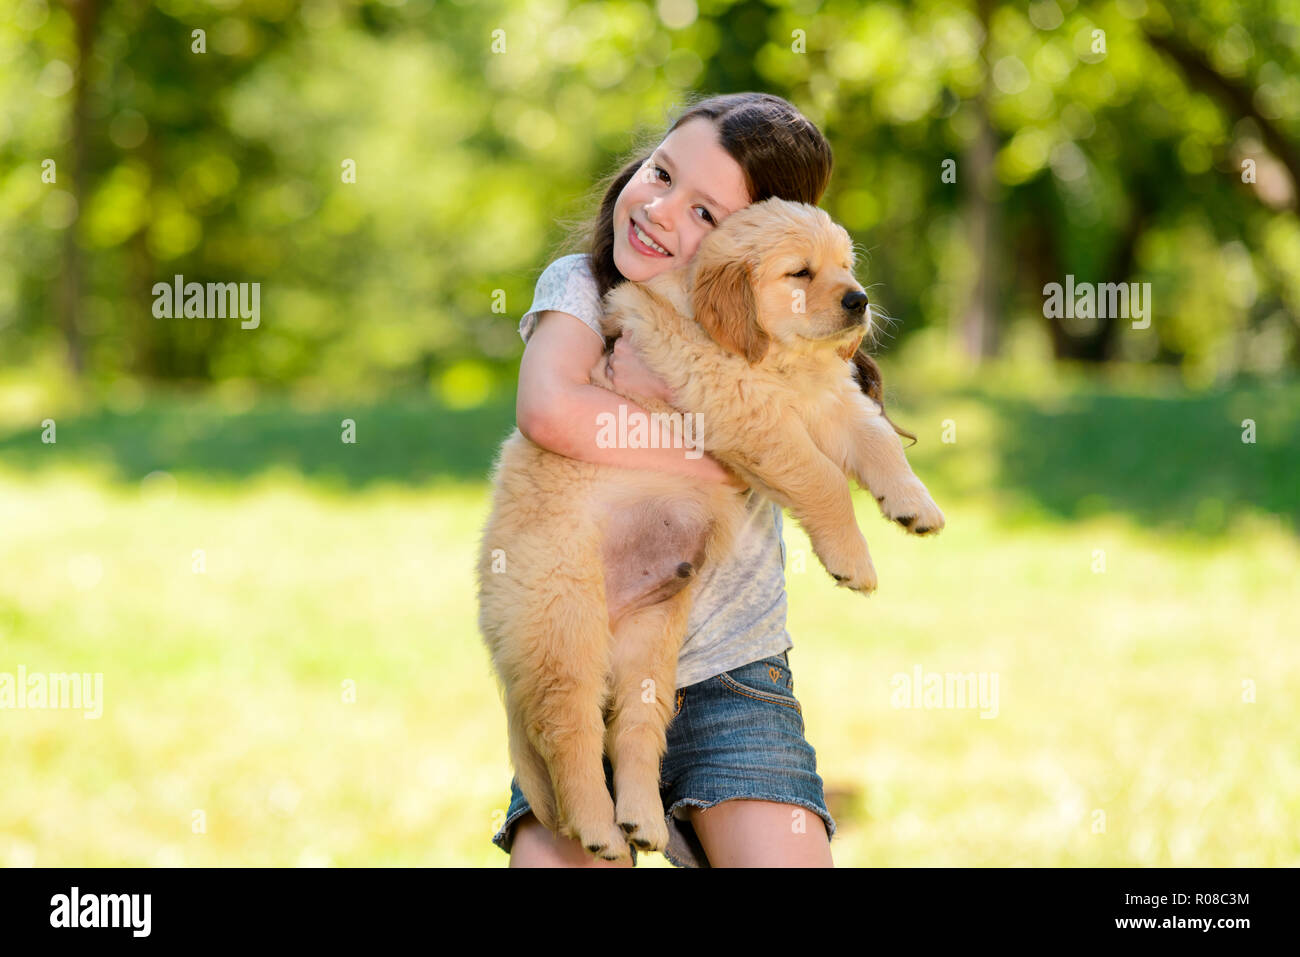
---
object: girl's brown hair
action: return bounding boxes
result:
[556,91,832,300]
[552,91,914,446]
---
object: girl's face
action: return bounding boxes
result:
[612,117,751,282]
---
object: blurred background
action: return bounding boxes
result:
[1,0,1296,866]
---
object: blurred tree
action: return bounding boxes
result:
[0,0,1295,392]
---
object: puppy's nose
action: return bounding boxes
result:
[842,290,869,315]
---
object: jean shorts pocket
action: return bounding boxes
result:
[717,653,801,712]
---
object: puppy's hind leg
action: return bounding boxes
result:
[507,696,557,832]
[606,589,694,853]
[516,566,629,862]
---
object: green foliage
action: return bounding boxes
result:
[2,0,1298,389]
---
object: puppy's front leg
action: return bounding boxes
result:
[813,392,945,536]
[725,419,878,593]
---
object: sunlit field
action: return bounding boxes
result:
[2,356,1297,867]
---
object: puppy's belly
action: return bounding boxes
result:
[601,498,712,628]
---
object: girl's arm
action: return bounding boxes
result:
[517,310,745,487]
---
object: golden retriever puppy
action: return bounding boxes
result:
[477,197,944,862]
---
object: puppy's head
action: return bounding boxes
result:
[687,198,871,365]
[688,197,916,446]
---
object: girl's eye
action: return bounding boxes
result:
[651,165,716,225]
[789,267,811,278]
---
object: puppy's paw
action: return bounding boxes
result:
[830,566,878,594]
[576,818,633,863]
[875,480,945,536]
[616,791,670,852]
[819,537,878,594]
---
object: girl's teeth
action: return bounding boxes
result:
[634,223,669,255]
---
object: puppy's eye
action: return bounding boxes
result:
[788,268,811,279]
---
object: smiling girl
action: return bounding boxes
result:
[492,92,838,868]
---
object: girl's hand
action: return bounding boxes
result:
[601,331,675,405]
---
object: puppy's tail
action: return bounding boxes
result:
[850,350,918,448]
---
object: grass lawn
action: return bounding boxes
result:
[1,358,1296,866]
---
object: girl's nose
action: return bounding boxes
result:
[642,204,672,232]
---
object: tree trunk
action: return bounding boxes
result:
[958,0,1002,362]
[1043,198,1149,361]
[58,0,100,379]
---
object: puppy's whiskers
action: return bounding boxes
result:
[857,280,896,348]
[865,310,899,349]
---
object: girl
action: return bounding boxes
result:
[491,92,838,867]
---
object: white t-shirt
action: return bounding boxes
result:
[518,253,793,689]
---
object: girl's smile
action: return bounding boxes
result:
[628,219,672,258]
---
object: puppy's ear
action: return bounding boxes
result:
[850,350,883,404]
[692,256,769,363]
[850,350,918,448]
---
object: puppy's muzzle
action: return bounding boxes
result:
[840,289,870,330]
[842,289,869,314]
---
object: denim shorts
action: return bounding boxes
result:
[490,649,835,867]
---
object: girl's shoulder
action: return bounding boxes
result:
[520,253,603,345]
[537,253,596,293]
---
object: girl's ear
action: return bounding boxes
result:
[691,255,769,363]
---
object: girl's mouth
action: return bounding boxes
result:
[628,220,672,258]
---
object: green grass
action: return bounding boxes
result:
[1,361,1297,866]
